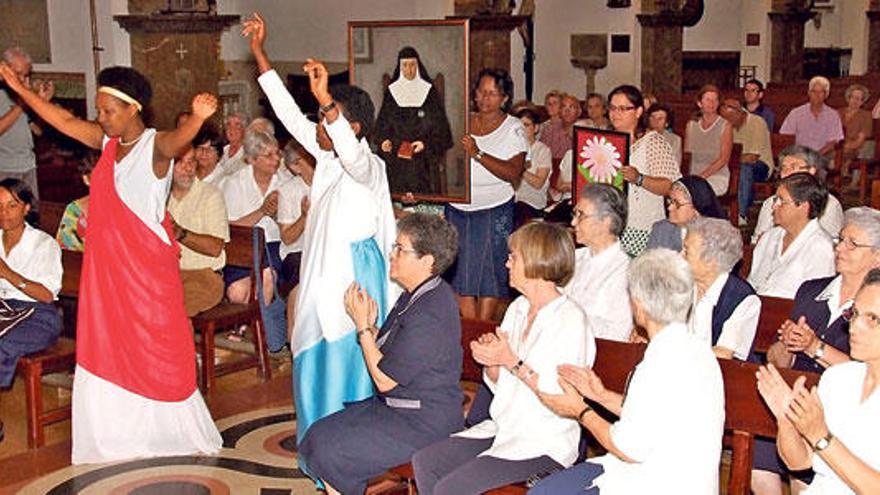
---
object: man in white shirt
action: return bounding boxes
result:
[531,249,725,494]
[751,145,843,244]
[564,183,632,341]
[683,217,760,360]
[167,147,229,317]
[749,173,836,299]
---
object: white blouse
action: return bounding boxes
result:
[222,165,284,242]
[564,242,633,342]
[688,273,761,360]
[455,294,594,466]
[748,219,836,299]
[0,224,62,302]
[751,193,844,245]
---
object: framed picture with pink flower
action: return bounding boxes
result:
[572,126,629,204]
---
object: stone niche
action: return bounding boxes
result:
[114,10,238,129]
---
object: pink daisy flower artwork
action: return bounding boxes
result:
[578,135,622,184]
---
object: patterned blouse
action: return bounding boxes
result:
[55,197,88,252]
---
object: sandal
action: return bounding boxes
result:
[226,325,247,342]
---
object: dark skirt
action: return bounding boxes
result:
[223,240,282,286]
[445,199,514,298]
[0,300,62,387]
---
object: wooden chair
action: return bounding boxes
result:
[872,179,880,209]
[36,200,66,236]
[752,134,795,205]
[753,296,796,354]
[721,143,743,223]
[190,225,271,394]
[14,249,82,448]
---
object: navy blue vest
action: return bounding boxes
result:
[790,277,851,374]
[711,274,757,351]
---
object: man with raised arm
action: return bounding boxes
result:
[242,13,397,480]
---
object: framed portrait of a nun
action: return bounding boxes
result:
[349,19,469,203]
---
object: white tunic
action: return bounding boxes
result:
[0,224,62,301]
[222,165,284,242]
[564,243,633,342]
[687,273,761,360]
[277,175,310,258]
[751,193,844,245]
[593,323,725,494]
[804,362,880,495]
[455,295,594,467]
[748,219,836,298]
[258,69,397,350]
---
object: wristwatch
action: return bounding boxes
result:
[813,341,826,360]
[16,280,26,290]
[635,173,645,187]
[319,100,337,114]
[813,432,834,451]
[474,150,485,162]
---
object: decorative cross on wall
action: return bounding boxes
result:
[175,42,188,60]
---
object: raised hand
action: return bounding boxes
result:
[241,12,267,54]
[35,80,54,101]
[303,58,331,105]
[756,364,795,421]
[191,93,217,121]
[0,63,26,94]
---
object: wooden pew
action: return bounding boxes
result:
[753,296,796,355]
[14,249,82,448]
[36,200,66,237]
[873,179,880,209]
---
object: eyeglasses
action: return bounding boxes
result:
[833,236,878,250]
[771,195,797,207]
[608,105,637,113]
[665,197,692,209]
[391,242,419,256]
[257,149,280,159]
[842,306,880,331]
[572,209,596,221]
[476,90,503,99]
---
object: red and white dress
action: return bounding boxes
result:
[71,130,221,464]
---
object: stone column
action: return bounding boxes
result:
[637,14,685,95]
[768,10,814,83]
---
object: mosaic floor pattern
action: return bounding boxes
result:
[16,407,321,494]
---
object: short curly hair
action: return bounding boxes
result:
[397,213,459,275]
[474,68,514,112]
[97,66,152,109]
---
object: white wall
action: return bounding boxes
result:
[683,0,742,51]
[739,0,772,83]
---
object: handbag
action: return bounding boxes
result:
[252,228,288,352]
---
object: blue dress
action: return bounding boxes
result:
[298,277,463,494]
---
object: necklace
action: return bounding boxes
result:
[119,130,146,147]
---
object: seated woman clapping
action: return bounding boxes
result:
[297,213,462,495]
[412,222,594,495]
[757,268,880,495]
[529,249,725,494]
[0,179,62,442]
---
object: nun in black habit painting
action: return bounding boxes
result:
[374,46,453,196]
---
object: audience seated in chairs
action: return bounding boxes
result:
[298,214,462,495]
[221,128,283,309]
[756,267,880,495]
[167,147,229,317]
[565,183,632,342]
[528,249,724,494]
[779,76,844,157]
[540,93,580,161]
[837,83,874,189]
[576,92,611,130]
[752,206,880,495]
[718,98,774,227]
[56,151,98,251]
[412,222,594,495]
[647,175,725,252]
[752,145,844,244]
[685,84,733,196]
[0,179,62,443]
[683,217,760,360]
[748,173,836,299]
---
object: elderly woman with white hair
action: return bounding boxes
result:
[529,249,725,494]
[779,76,844,157]
[683,217,760,360]
[217,111,249,176]
[565,182,632,342]
[751,145,844,244]
[756,268,880,495]
[751,207,880,495]
[221,128,284,310]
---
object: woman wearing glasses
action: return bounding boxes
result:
[748,173,835,299]
[756,266,880,495]
[298,214,462,495]
[608,85,680,256]
[752,207,880,495]
[646,175,725,252]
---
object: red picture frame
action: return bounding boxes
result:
[572,125,630,205]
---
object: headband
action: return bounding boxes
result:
[98,86,143,112]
